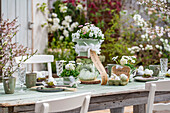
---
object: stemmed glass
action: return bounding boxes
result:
[18,65,26,92]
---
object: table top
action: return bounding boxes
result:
[0,78,169,107]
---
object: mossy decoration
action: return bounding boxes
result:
[111,65,131,79]
[108,65,130,86]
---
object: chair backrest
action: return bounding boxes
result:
[15,55,54,79]
[145,80,170,113]
[35,92,91,113]
[15,55,54,64]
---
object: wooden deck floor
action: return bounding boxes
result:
[89,106,133,113]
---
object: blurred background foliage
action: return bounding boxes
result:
[46,0,169,73]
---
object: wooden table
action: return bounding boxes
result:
[0,79,170,113]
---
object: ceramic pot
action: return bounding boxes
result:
[26,73,37,88]
[74,39,100,56]
[63,77,77,85]
[3,76,16,94]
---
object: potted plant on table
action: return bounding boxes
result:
[0,18,35,94]
[72,23,104,57]
[60,63,79,86]
[72,23,105,83]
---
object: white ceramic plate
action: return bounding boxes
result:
[134,76,159,82]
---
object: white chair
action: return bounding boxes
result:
[15,55,54,79]
[145,80,170,113]
[35,92,91,113]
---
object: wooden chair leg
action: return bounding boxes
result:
[134,104,146,113]
[110,107,124,113]
[8,106,14,113]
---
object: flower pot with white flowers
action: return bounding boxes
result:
[60,63,79,86]
[0,18,35,94]
[72,23,104,57]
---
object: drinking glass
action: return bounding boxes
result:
[18,65,26,92]
[160,58,168,76]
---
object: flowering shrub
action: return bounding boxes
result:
[38,0,86,73]
[127,0,170,65]
[0,18,36,77]
[72,23,104,41]
[101,10,135,66]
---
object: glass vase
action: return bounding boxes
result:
[76,56,99,81]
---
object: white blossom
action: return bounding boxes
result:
[89,32,93,37]
[48,77,55,82]
[82,26,89,33]
[51,24,60,32]
[76,4,83,10]
[68,27,73,32]
[65,16,72,23]
[144,69,153,75]
[141,35,145,39]
[165,39,168,43]
[120,58,128,65]
[62,20,69,28]
[145,45,153,50]
[160,46,162,50]
[52,13,57,18]
[155,45,160,49]
[65,63,75,70]
[71,22,79,29]
[168,69,170,74]
[133,14,141,21]
[63,29,69,37]
[131,60,135,63]
[60,5,67,13]
[131,51,135,54]
[53,18,60,24]
[59,36,64,40]
[48,77,57,85]
[59,26,64,30]
[128,48,131,51]
[139,44,143,48]
[138,66,144,71]
[47,18,52,22]
[160,38,164,42]
[155,26,164,37]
